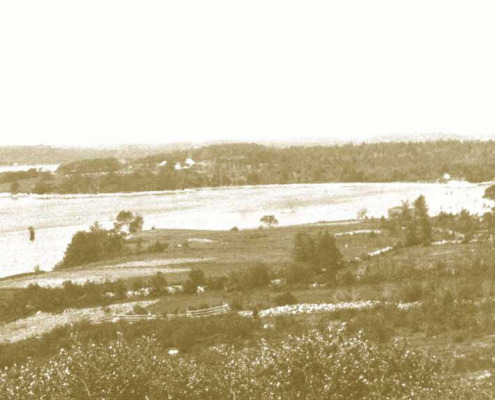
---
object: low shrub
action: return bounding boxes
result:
[0,325,486,399]
[273,292,298,306]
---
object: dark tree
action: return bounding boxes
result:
[129,215,144,234]
[114,211,144,234]
[293,232,315,263]
[184,269,206,293]
[260,215,279,228]
[400,201,419,246]
[149,272,168,294]
[457,209,475,243]
[57,222,124,269]
[314,231,343,276]
[413,195,432,245]
[292,231,343,282]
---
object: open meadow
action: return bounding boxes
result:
[1,210,495,398]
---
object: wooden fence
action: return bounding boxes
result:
[97,314,159,323]
[96,303,230,323]
[185,303,230,317]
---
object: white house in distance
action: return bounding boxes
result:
[175,158,196,170]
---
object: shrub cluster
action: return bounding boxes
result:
[56,222,124,269]
[0,273,168,324]
[0,325,486,399]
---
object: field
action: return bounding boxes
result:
[1,217,495,398]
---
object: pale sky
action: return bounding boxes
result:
[1,1,495,146]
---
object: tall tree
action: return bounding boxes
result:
[400,201,418,246]
[413,195,432,245]
[293,232,315,263]
[314,231,343,275]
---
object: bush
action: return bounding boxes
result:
[400,282,425,302]
[244,264,270,290]
[336,270,356,286]
[293,231,343,277]
[56,222,124,269]
[184,269,206,294]
[0,325,485,399]
[0,279,131,324]
[284,263,310,285]
[146,241,168,253]
[148,272,168,294]
[132,305,148,315]
[273,292,298,306]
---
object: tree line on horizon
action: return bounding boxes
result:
[4,140,495,194]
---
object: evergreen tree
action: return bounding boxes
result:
[316,231,342,270]
[457,209,475,242]
[293,232,315,263]
[413,195,432,245]
[293,232,307,262]
[400,201,419,246]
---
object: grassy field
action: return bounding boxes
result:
[2,218,495,395]
[0,219,391,289]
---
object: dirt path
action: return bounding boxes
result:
[0,300,158,344]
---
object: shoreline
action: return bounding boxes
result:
[1,179,493,199]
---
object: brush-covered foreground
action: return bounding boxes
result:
[1,325,488,400]
[2,211,495,398]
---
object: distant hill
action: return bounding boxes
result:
[0,144,193,165]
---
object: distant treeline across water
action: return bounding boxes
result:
[3,141,495,194]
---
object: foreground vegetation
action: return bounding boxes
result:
[1,324,488,400]
[2,196,495,398]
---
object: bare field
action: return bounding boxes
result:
[0,257,214,289]
[0,300,158,344]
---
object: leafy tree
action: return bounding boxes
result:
[148,272,168,294]
[184,269,206,293]
[114,210,134,232]
[57,222,124,269]
[114,211,144,234]
[245,264,271,289]
[260,215,279,228]
[129,215,144,234]
[292,231,343,282]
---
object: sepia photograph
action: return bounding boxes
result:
[2,1,495,398]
